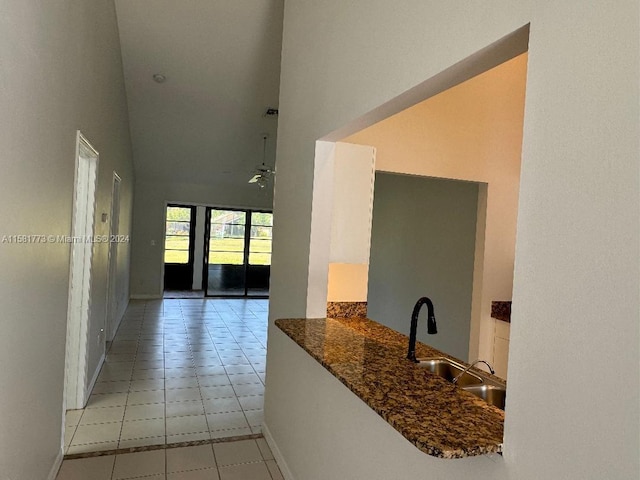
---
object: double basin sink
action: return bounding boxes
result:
[417,357,506,410]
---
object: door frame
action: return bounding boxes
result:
[63,131,99,410]
[105,171,121,341]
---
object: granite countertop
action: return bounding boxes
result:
[491,301,512,323]
[275,316,505,459]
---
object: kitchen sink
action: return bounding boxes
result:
[416,357,483,387]
[461,385,507,410]
[416,357,506,409]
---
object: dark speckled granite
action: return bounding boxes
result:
[326,301,367,318]
[275,317,505,459]
[491,301,512,323]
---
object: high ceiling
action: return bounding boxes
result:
[114,0,283,187]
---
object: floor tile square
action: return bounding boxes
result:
[206,412,250,432]
[71,422,122,445]
[200,385,235,399]
[127,390,165,405]
[129,378,165,391]
[243,410,263,428]
[228,373,261,385]
[165,376,200,389]
[167,467,219,480]
[213,439,262,466]
[134,360,164,371]
[197,375,231,388]
[166,444,216,473]
[195,366,226,376]
[218,461,272,480]
[237,395,263,411]
[80,405,126,425]
[166,400,205,418]
[124,403,165,421]
[86,393,128,408]
[203,397,242,415]
[56,454,115,480]
[65,410,83,427]
[120,418,165,440]
[166,367,198,378]
[231,383,264,396]
[66,441,119,455]
[131,368,165,380]
[112,450,165,479]
[223,365,254,375]
[166,414,208,436]
[167,387,202,403]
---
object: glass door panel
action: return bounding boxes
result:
[247,212,272,295]
[206,209,247,296]
[204,208,272,297]
[164,205,195,290]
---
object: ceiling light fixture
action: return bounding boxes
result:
[248,134,275,189]
[152,73,167,83]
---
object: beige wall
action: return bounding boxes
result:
[344,53,527,366]
[0,1,135,478]
[265,1,639,479]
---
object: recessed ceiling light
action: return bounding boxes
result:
[152,74,167,83]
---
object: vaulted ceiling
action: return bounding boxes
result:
[114,0,283,187]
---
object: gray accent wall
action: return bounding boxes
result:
[367,173,478,361]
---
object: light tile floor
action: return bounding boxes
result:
[65,298,268,454]
[56,438,283,480]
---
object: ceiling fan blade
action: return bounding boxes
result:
[248,174,261,184]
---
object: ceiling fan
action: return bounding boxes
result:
[248,134,275,189]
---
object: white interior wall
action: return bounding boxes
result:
[266,1,639,479]
[130,180,272,297]
[307,141,375,307]
[0,1,135,478]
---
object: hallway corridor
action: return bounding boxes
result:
[65,298,268,455]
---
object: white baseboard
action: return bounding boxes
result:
[47,447,64,480]
[130,294,161,300]
[263,422,295,480]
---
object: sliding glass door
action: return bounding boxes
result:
[204,208,272,297]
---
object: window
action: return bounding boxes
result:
[164,206,192,264]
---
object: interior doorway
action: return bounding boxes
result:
[204,208,272,297]
[64,131,99,410]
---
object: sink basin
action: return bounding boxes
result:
[462,385,506,410]
[416,358,483,387]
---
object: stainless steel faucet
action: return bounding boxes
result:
[451,360,495,384]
